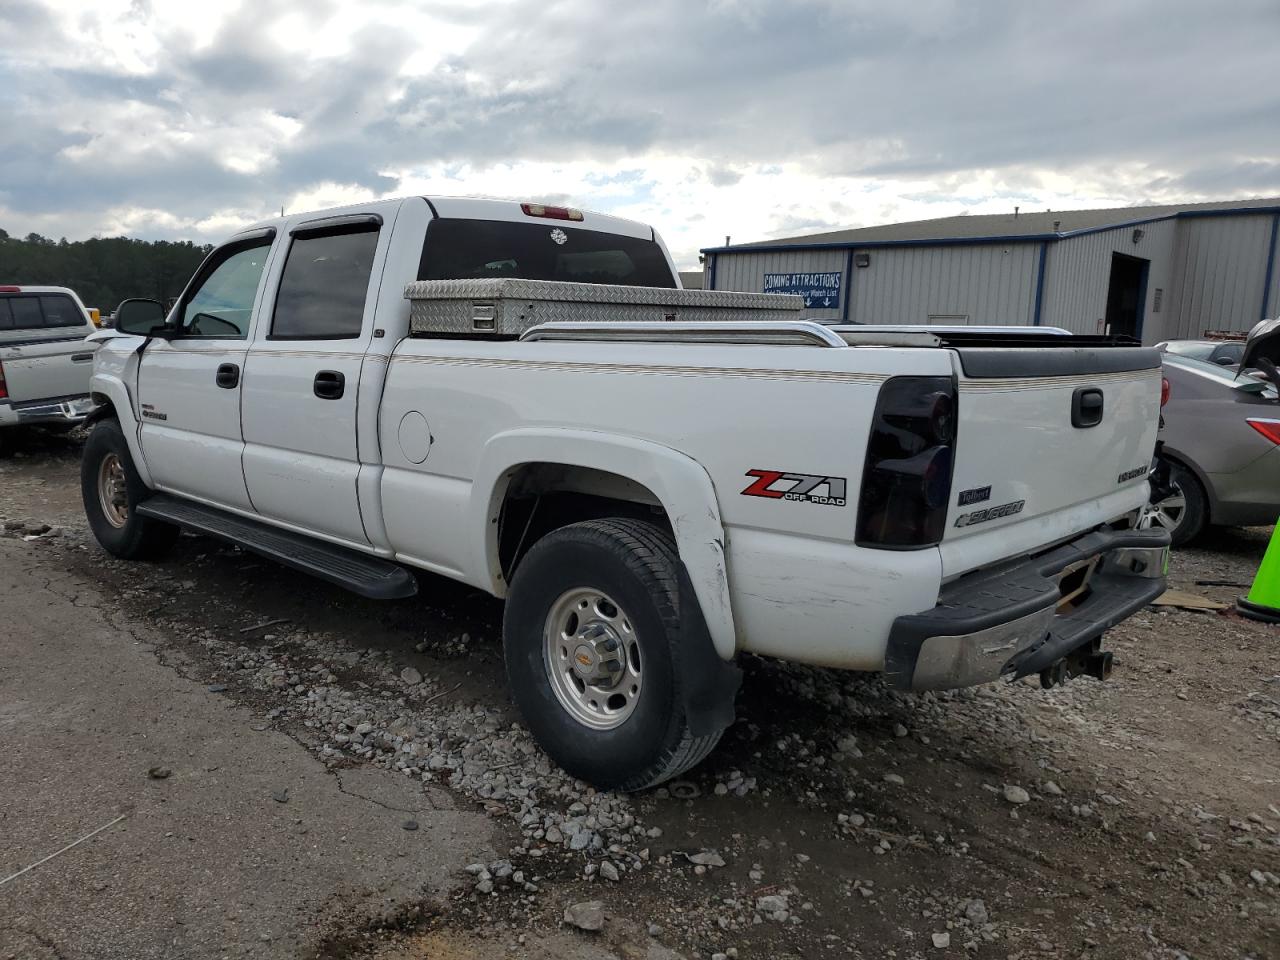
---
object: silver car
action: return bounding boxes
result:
[1157,338,1246,368]
[1141,352,1279,544]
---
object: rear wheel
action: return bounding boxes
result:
[81,418,179,560]
[503,518,722,791]
[1138,460,1207,547]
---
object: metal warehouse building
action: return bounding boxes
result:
[699,197,1280,344]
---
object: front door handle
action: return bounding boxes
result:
[313,370,345,400]
[216,363,240,389]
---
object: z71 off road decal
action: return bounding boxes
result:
[741,470,847,507]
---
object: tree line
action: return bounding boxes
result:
[0,228,211,311]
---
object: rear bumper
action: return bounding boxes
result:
[0,394,94,428]
[1207,450,1280,527]
[884,527,1170,692]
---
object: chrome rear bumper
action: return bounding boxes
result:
[884,527,1170,692]
[0,394,95,427]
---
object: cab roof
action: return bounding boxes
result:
[242,196,655,241]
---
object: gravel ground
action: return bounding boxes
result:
[1,427,1277,960]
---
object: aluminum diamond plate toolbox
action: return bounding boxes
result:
[404,278,804,337]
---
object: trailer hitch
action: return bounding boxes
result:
[1039,636,1112,689]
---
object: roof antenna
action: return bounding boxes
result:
[725,235,731,246]
[280,205,285,217]
[1014,206,1020,218]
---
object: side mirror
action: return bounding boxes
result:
[1214,356,1235,366]
[114,298,169,336]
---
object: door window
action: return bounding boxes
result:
[270,228,379,340]
[179,243,271,339]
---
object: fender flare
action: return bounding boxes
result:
[471,427,738,661]
[89,372,155,489]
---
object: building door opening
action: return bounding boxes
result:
[1104,252,1149,340]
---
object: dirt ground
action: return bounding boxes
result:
[1,426,1277,960]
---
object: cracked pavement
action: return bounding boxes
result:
[0,537,492,959]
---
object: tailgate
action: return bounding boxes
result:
[0,334,96,403]
[939,346,1163,578]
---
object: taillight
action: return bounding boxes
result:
[1247,418,1280,445]
[0,361,7,400]
[856,376,957,548]
[1160,377,1171,407]
[521,202,584,222]
[0,285,20,293]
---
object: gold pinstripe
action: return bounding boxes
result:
[387,353,891,384]
[960,369,1162,393]
[156,345,1159,390]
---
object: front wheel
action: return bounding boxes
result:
[503,518,722,791]
[81,418,179,560]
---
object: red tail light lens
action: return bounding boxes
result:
[0,285,21,293]
[521,203,585,221]
[0,361,7,400]
[1247,418,1280,445]
[1160,377,1171,407]
[856,376,958,548]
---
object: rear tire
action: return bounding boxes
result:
[1140,460,1207,547]
[503,518,722,791]
[81,418,179,560]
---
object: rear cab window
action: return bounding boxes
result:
[418,219,676,287]
[0,293,87,331]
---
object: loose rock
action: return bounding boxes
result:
[564,900,606,931]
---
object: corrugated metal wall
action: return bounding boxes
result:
[848,243,1039,325]
[707,248,848,322]
[708,209,1280,342]
[1168,214,1274,337]
[1039,218,1178,339]
[1267,214,1280,324]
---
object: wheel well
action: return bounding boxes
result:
[497,463,672,580]
[87,393,117,425]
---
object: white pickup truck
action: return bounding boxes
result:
[0,285,99,445]
[81,197,1170,790]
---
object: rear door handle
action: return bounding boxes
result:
[216,363,240,389]
[1071,387,1104,428]
[71,352,94,363]
[313,370,345,400]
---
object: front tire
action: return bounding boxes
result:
[503,518,722,791]
[81,418,179,560]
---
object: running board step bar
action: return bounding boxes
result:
[135,494,418,600]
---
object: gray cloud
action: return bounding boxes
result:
[1,0,1278,244]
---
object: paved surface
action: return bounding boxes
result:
[3,434,1278,960]
[0,538,492,959]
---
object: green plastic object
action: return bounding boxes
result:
[1238,523,1280,624]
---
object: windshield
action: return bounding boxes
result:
[419,219,676,287]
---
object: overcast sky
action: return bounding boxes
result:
[1,0,1278,267]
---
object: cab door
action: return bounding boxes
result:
[137,230,276,510]
[240,212,388,546]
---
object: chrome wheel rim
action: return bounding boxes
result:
[97,453,129,529]
[542,587,643,730]
[1138,486,1187,535]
